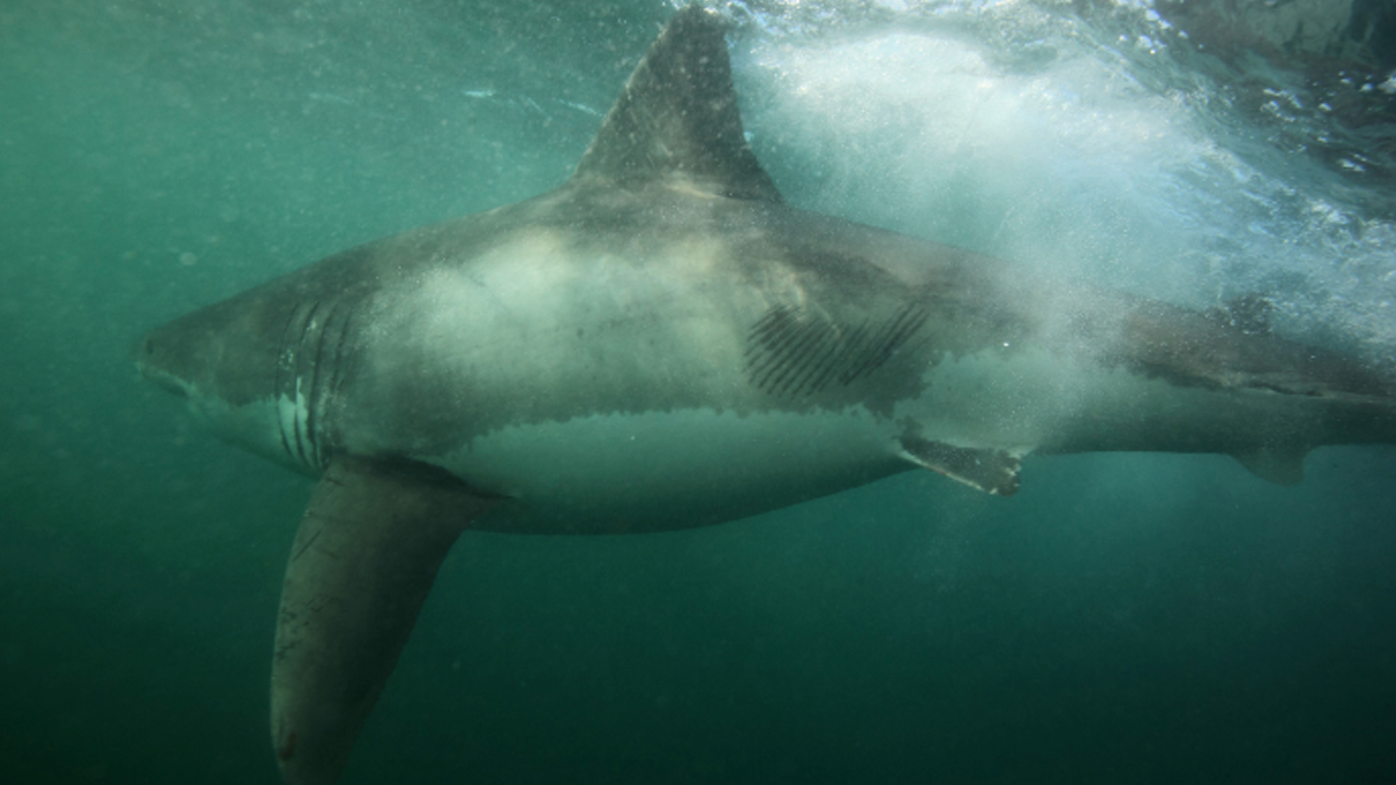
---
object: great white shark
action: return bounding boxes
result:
[133,6,1396,785]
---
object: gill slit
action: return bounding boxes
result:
[291,301,323,469]
[274,307,302,464]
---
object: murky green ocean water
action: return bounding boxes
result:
[3,2,1395,783]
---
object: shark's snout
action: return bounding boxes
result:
[131,333,154,366]
[132,330,190,398]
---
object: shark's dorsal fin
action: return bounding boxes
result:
[571,6,783,202]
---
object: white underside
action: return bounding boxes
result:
[183,390,315,474]
[433,406,908,533]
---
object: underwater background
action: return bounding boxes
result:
[3,0,1395,782]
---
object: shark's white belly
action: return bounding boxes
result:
[435,406,908,534]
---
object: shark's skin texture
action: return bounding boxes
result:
[133,7,1396,784]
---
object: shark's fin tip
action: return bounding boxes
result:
[570,5,783,202]
[1232,446,1306,485]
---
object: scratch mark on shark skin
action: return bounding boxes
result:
[745,302,931,398]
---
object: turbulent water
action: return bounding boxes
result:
[2,1,1394,783]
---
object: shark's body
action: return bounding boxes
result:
[134,8,1396,785]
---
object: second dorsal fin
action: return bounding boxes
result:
[570,6,783,202]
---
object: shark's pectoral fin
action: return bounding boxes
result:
[1231,447,1306,485]
[271,456,498,785]
[900,436,1023,496]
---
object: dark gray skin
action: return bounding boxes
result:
[133,7,1396,785]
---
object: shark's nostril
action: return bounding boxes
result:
[130,334,159,366]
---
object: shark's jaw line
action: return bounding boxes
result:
[131,6,1396,784]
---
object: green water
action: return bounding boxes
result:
[3,2,1395,783]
